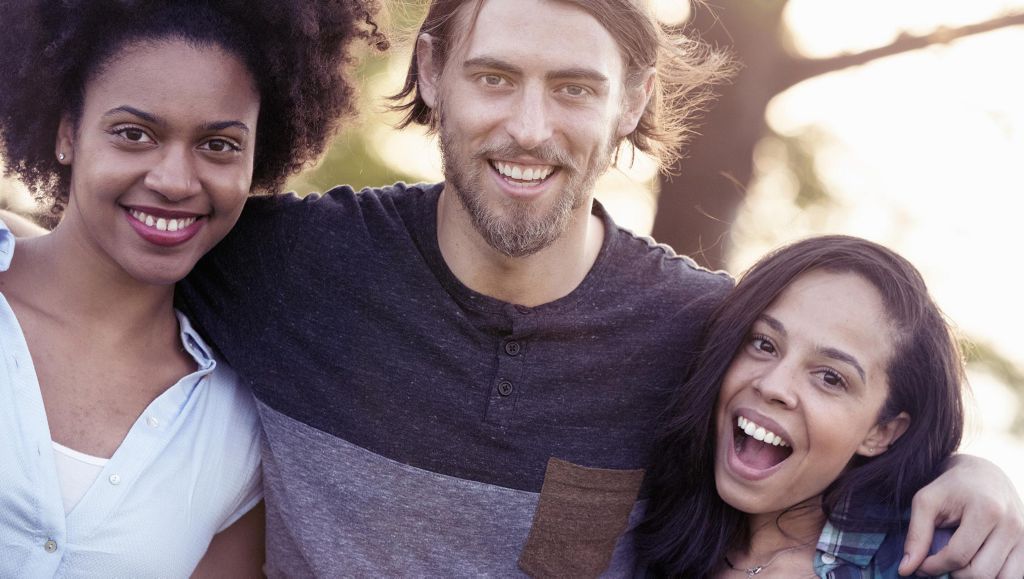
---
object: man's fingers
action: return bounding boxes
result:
[900,491,946,575]
[918,505,998,576]
[995,542,1024,579]
[948,526,1015,578]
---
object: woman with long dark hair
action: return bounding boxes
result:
[637,235,965,577]
[0,1,381,574]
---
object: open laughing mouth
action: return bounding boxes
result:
[489,160,558,188]
[733,415,793,471]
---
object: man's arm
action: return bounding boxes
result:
[901,454,1024,577]
[0,208,48,236]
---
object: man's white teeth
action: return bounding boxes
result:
[129,209,197,232]
[737,416,789,447]
[494,161,553,182]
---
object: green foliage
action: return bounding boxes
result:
[963,340,1024,435]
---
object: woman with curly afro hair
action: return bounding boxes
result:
[0,0,383,575]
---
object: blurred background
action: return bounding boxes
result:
[2,0,1021,489]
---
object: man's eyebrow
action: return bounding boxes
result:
[463,56,521,76]
[545,67,608,84]
[462,57,608,85]
[102,105,162,125]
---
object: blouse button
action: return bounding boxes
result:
[44,539,57,553]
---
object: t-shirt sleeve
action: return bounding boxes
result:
[176,192,309,365]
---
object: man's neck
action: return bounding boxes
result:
[435,185,605,307]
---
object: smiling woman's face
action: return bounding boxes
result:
[714,269,904,516]
[56,38,259,286]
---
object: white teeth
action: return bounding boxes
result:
[129,209,198,233]
[494,161,554,182]
[735,415,789,447]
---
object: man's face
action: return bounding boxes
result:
[433,0,635,257]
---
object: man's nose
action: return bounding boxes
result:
[504,86,554,150]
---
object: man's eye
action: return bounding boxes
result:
[481,74,504,86]
[563,85,588,97]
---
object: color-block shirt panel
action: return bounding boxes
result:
[0,223,263,578]
[179,182,733,574]
[258,403,648,577]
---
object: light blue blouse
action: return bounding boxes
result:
[0,225,262,577]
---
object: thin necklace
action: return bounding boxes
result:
[723,541,814,577]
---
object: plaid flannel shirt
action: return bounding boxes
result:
[814,517,953,578]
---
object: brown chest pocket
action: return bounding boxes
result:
[517,457,645,578]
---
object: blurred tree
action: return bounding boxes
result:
[652,0,1024,270]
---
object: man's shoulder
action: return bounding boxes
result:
[226,181,441,245]
[242,181,440,218]
[604,223,734,297]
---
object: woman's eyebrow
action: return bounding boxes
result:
[102,105,161,125]
[760,313,867,381]
[818,346,866,382]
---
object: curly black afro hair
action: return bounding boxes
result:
[0,0,386,209]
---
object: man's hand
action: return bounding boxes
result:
[900,454,1024,577]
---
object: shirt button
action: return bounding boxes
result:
[109,474,121,485]
[821,553,836,564]
[44,539,57,553]
[146,416,160,428]
[515,305,532,314]
[497,380,514,396]
[504,341,521,356]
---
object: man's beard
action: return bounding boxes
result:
[438,123,613,258]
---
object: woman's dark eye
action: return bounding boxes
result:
[821,369,846,389]
[752,336,775,354]
[200,138,240,153]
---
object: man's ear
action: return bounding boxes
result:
[616,67,655,139]
[56,115,74,165]
[857,411,911,457]
[416,33,441,110]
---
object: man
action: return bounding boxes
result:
[7,0,1023,575]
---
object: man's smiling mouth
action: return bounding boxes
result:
[490,160,556,185]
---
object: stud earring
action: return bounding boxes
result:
[58,153,65,161]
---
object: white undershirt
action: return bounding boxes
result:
[51,441,109,513]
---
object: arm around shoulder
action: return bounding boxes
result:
[0,209,48,237]
[901,453,1024,577]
